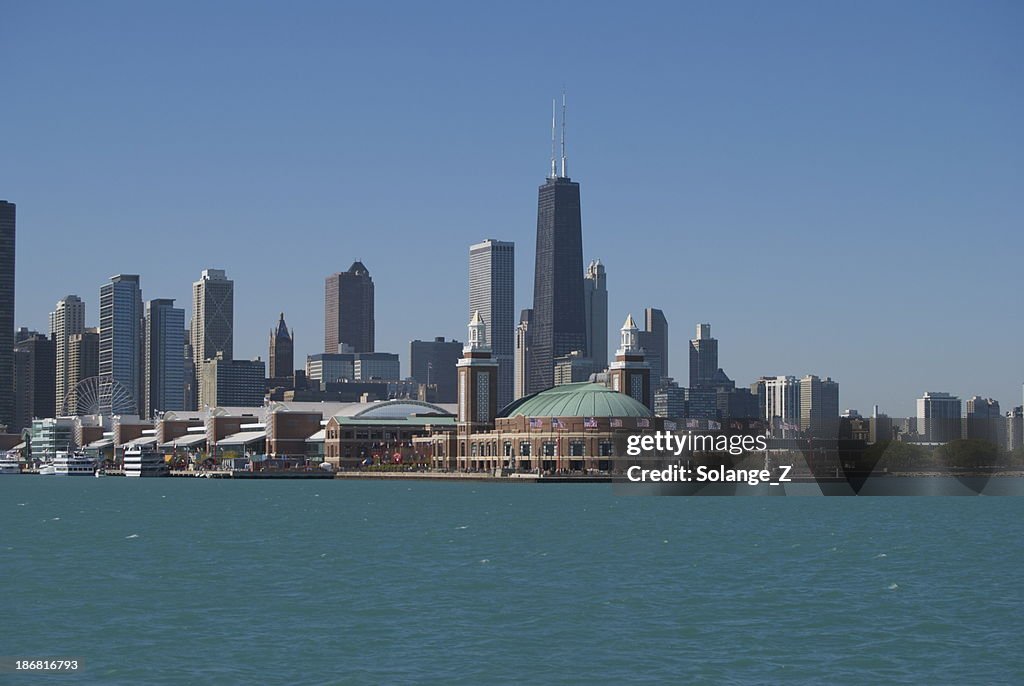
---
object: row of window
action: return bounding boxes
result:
[451,440,617,458]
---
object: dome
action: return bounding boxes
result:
[498,383,652,419]
[351,400,453,420]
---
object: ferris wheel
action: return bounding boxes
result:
[61,375,137,416]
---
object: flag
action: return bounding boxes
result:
[529,418,542,430]
[551,418,565,430]
[584,417,598,430]
[686,419,700,429]
[708,420,721,431]
[637,418,650,429]
[610,418,623,428]
[664,420,677,431]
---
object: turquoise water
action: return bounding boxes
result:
[2,478,1022,685]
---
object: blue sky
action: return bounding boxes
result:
[2,1,1022,416]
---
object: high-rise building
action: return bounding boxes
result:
[49,295,86,413]
[410,337,462,403]
[469,239,515,410]
[689,324,718,389]
[0,201,14,428]
[514,309,532,400]
[965,396,1001,444]
[583,259,608,371]
[306,352,356,385]
[99,274,144,415]
[637,308,668,391]
[13,330,56,427]
[66,329,99,414]
[762,376,801,429]
[916,392,961,443]
[529,98,587,394]
[183,331,196,411]
[325,261,374,354]
[144,299,185,418]
[191,269,234,408]
[354,353,400,382]
[554,351,598,387]
[200,354,265,408]
[799,375,840,437]
[269,313,294,382]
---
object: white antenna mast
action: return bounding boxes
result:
[560,90,567,178]
[550,98,557,179]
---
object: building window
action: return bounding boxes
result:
[599,441,614,457]
[543,441,556,457]
[476,373,490,423]
[520,441,531,457]
[504,441,513,457]
[570,441,585,457]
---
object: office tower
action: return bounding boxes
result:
[183,332,196,410]
[689,324,718,389]
[799,375,840,436]
[916,392,962,443]
[554,351,598,386]
[144,299,185,418]
[0,201,14,428]
[637,308,668,391]
[191,269,234,407]
[609,315,652,409]
[583,260,608,370]
[654,380,686,419]
[269,313,294,382]
[67,329,99,403]
[13,331,56,427]
[325,261,374,354]
[353,353,400,381]
[1007,407,1024,452]
[99,274,144,415]
[200,354,266,407]
[514,309,532,400]
[529,97,587,394]
[469,239,515,410]
[763,376,801,428]
[965,396,1001,443]
[50,295,87,411]
[305,352,356,384]
[410,337,462,403]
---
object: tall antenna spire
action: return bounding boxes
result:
[550,98,557,179]
[560,90,567,178]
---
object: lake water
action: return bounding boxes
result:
[2,478,1022,684]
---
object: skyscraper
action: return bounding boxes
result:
[583,260,608,371]
[13,330,55,426]
[689,324,718,389]
[514,309,532,400]
[50,295,86,413]
[191,269,234,407]
[916,392,962,443]
[66,329,99,414]
[0,201,14,428]
[637,308,668,390]
[469,239,515,410]
[799,375,840,437]
[325,261,374,354]
[144,298,185,418]
[269,313,294,381]
[529,97,586,394]
[99,274,144,415]
[410,337,462,403]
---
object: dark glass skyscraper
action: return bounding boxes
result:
[325,261,374,354]
[0,201,15,428]
[528,100,587,395]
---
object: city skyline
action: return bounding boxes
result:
[2,2,1022,416]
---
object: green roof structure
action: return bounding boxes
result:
[498,383,652,419]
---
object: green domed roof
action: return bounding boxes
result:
[499,383,652,419]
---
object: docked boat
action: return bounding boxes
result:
[53,451,97,476]
[38,463,57,475]
[123,446,169,477]
[0,452,21,474]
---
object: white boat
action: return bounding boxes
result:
[38,463,57,475]
[0,453,20,474]
[123,446,169,477]
[52,451,96,476]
